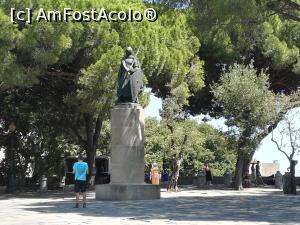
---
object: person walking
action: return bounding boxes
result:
[73,155,89,208]
[150,162,160,185]
[255,161,265,186]
[205,164,213,186]
[251,163,256,183]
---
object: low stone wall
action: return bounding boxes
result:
[0,186,6,193]
[177,176,300,185]
[177,176,224,185]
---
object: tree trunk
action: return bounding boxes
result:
[6,132,17,193]
[167,156,182,191]
[234,153,244,190]
[167,133,187,192]
[84,113,103,172]
[243,150,255,177]
[290,160,297,194]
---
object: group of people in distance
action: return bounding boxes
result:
[151,161,264,189]
[149,162,213,186]
[149,162,168,185]
[243,161,264,188]
[197,164,213,185]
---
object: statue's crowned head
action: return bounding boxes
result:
[125,46,133,56]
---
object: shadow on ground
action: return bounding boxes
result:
[0,190,75,200]
[18,188,300,224]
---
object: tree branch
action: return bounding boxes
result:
[44,71,79,81]
[271,129,291,161]
[267,0,300,22]
[282,0,300,10]
[287,120,296,159]
[267,93,300,134]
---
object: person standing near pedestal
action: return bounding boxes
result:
[150,163,160,185]
[73,155,89,208]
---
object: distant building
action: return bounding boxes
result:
[261,160,280,176]
[250,160,280,176]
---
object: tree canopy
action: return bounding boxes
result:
[212,62,289,189]
[174,0,300,114]
[0,0,204,180]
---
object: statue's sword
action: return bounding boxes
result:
[131,46,141,67]
[123,47,141,88]
[130,47,142,104]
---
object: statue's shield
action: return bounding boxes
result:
[130,69,144,102]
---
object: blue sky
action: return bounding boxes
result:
[144,93,300,176]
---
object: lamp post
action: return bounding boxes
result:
[6,122,16,193]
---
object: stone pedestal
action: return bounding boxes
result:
[275,171,283,189]
[96,103,160,200]
[283,172,296,194]
[96,183,160,201]
[196,171,206,188]
[223,172,232,188]
[39,175,47,192]
[283,173,292,194]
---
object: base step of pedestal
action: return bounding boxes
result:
[95,184,160,201]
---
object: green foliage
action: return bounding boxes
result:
[212,62,283,188]
[0,9,38,88]
[144,117,170,171]
[144,117,236,175]
[175,0,300,114]
[190,0,300,69]
[0,0,204,183]
[72,46,124,114]
[96,120,111,156]
[260,18,300,72]
[193,123,236,176]
[0,87,73,181]
[0,0,204,98]
[212,63,278,134]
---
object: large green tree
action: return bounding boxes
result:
[160,0,300,114]
[211,63,295,190]
[144,116,236,190]
[187,0,300,114]
[0,0,203,171]
[159,1,300,183]
[0,79,79,186]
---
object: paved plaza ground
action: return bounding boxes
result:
[0,186,299,225]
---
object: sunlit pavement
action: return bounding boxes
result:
[0,186,299,225]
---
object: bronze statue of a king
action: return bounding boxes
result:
[117,47,144,103]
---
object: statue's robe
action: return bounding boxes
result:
[117,54,143,103]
